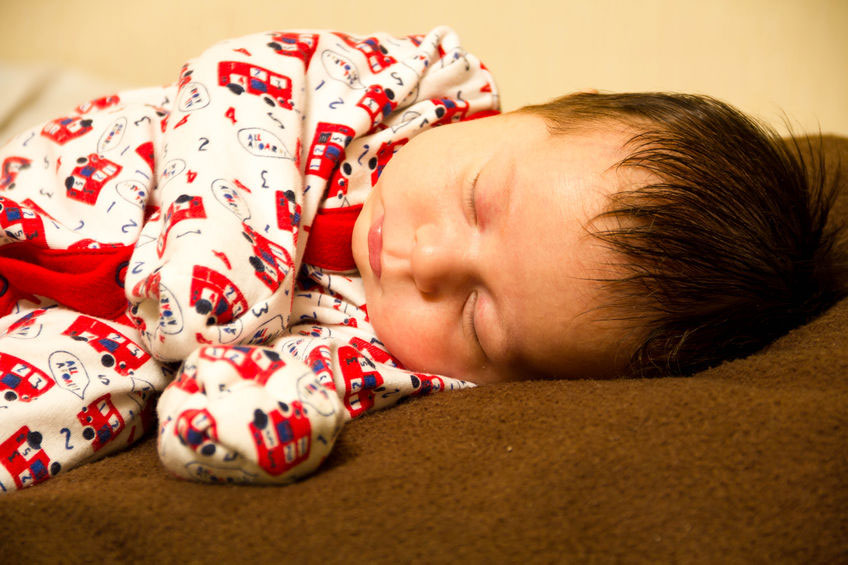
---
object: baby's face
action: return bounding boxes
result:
[352,112,639,384]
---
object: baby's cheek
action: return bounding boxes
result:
[370,304,459,376]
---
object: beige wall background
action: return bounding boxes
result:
[1,0,846,135]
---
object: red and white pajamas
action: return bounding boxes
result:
[0,27,499,491]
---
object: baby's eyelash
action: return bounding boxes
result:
[463,290,481,349]
[464,171,480,224]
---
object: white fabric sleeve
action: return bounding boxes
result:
[156,343,345,484]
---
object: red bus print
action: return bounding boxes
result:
[175,408,218,455]
[249,401,311,476]
[305,122,355,180]
[74,95,120,114]
[218,61,294,109]
[198,346,285,384]
[275,189,302,233]
[0,353,54,403]
[0,426,60,490]
[157,195,206,257]
[332,32,396,73]
[0,196,47,244]
[430,97,469,126]
[189,266,248,325]
[63,316,151,376]
[338,345,384,418]
[77,393,125,452]
[4,307,49,339]
[356,85,397,125]
[410,373,447,396]
[349,336,397,365]
[369,138,408,186]
[171,362,201,395]
[65,153,122,205]
[327,161,353,203]
[242,223,293,292]
[306,345,336,391]
[267,32,319,69]
[1,156,30,189]
[41,116,93,145]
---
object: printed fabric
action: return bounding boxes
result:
[0,27,499,491]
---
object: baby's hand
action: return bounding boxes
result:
[157,345,344,484]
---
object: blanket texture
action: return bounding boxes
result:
[0,126,846,561]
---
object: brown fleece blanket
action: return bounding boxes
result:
[1,137,846,563]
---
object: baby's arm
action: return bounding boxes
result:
[125,32,307,362]
[156,338,471,483]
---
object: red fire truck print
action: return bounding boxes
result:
[74,94,120,114]
[242,224,293,292]
[41,116,93,145]
[356,85,397,126]
[189,265,248,325]
[157,194,207,257]
[175,408,218,456]
[332,32,397,73]
[0,352,54,403]
[267,32,319,69]
[198,346,285,384]
[430,97,470,126]
[338,345,384,418]
[0,156,30,189]
[64,153,122,205]
[305,122,355,180]
[369,138,408,186]
[249,401,311,476]
[218,61,294,109]
[0,426,61,490]
[0,196,47,244]
[76,393,125,452]
[63,316,151,376]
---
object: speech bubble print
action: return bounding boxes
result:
[246,315,285,345]
[49,350,90,399]
[390,109,422,133]
[177,82,211,112]
[160,159,185,186]
[321,50,364,89]
[98,117,127,153]
[115,179,149,208]
[157,283,184,336]
[237,128,293,159]
[210,178,251,220]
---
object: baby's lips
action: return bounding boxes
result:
[368,214,383,279]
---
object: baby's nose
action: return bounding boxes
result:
[411,224,469,294]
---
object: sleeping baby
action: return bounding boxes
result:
[0,27,842,491]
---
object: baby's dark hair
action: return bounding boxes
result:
[519,92,847,377]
